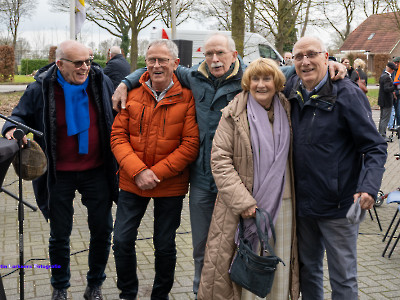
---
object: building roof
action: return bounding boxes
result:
[340,12,400,54]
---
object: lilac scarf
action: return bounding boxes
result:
[244,93,290,249]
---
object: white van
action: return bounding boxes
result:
[150,27,283,66]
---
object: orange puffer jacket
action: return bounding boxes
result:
[111,72,199,197]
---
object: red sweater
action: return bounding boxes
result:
[54,83,103,171]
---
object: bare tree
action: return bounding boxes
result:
[193,0,233,30]
[255,0,304,54]
[0,0,37,70]
[50,0,162,70]
[319,0,357,43]
[156,0,196,28]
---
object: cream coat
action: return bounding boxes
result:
[197,91,299,300]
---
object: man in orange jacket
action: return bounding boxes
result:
[110,39,199,300]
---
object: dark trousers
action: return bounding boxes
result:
[113,190,184,300]
[48,166,113,289]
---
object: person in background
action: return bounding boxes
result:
[2,40,118,300]
[283,51,293,66]
[388,57,400,129]
[378,62,396,141]
[88,47,103,71]
[197,58,299,300]
[103,46,131,90]
[284,36,387,300]
[111,39,199,300]
[350,58,368,93]
[111,33,346,299]
[341,57,353,78]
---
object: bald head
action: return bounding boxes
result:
[55,40,91,85]
[110,46,122,58]
[292,36,329,91]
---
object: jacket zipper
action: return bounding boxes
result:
[307,107,317,143]
[139,105,145,142]
[163,106,168,137]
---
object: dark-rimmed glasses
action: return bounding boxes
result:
[293,51,325,62]
[60,58,92,68]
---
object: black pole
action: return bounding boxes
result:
[14,131,24,300]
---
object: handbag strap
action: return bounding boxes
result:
[237,208,279,257]
[255,208,278,256]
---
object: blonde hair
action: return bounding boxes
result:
[241,58,286,92]
[354,58,366,71]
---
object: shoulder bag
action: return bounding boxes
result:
[229,208,285,298]
[355,70,368,94]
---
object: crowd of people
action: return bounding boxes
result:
[2,33,389,300]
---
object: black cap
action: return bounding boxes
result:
[387,62,396,70]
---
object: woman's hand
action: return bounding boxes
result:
[241,205,257,219]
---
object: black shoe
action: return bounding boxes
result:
[51,288,67,300]
[84,285,103,300]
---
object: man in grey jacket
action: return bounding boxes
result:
[112,33,345,299]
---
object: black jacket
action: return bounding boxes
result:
[103,54,131,90]
[1,63,119,220]
[284,75,387,218]
[378,71,395,108]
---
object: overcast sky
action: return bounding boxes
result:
[15,0,353,53]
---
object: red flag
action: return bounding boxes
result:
[162,29,169,39]
[196,47,202,52]
[394,67,400,85]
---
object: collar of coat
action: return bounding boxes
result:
[287,74,337,112]
[197,58,241,80]
[138,72,183,102]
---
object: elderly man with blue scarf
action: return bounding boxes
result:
[2,40,118,300]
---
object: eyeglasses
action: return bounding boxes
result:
[293,51,325,62]
[204,51,231,58]
[145,58,170,66]
[60,58,92,68]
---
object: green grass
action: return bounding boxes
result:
[368,76,376,85]
[0,75,35,85]
[367,88,378,108]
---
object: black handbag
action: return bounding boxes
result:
[229,208,285,298]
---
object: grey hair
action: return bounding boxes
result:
[204,32,236,52]
[146,39,179,59]
[55,43,66,61]
[110,46,121,55]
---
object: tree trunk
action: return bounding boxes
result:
[130,27,139,71]
[232,0,245,57]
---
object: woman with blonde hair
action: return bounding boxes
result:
[350,58,368,93]
[197,58,299,300]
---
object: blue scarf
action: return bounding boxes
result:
[57,70,90,154]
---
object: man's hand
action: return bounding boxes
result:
[134,169,160,190]
[353,192,375,210]
[112,82,128,112]
[4,128,28,145]
[328,61,347,81]
[241,204,257,219]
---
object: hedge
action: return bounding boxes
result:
[20,59,49,75]
[0,45,15,82]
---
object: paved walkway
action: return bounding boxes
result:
[1,111,400,299]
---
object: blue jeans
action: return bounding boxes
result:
[297,217,359,300]
[48,166,113,289]
[113,190,184,300]
[188,185,217,294]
